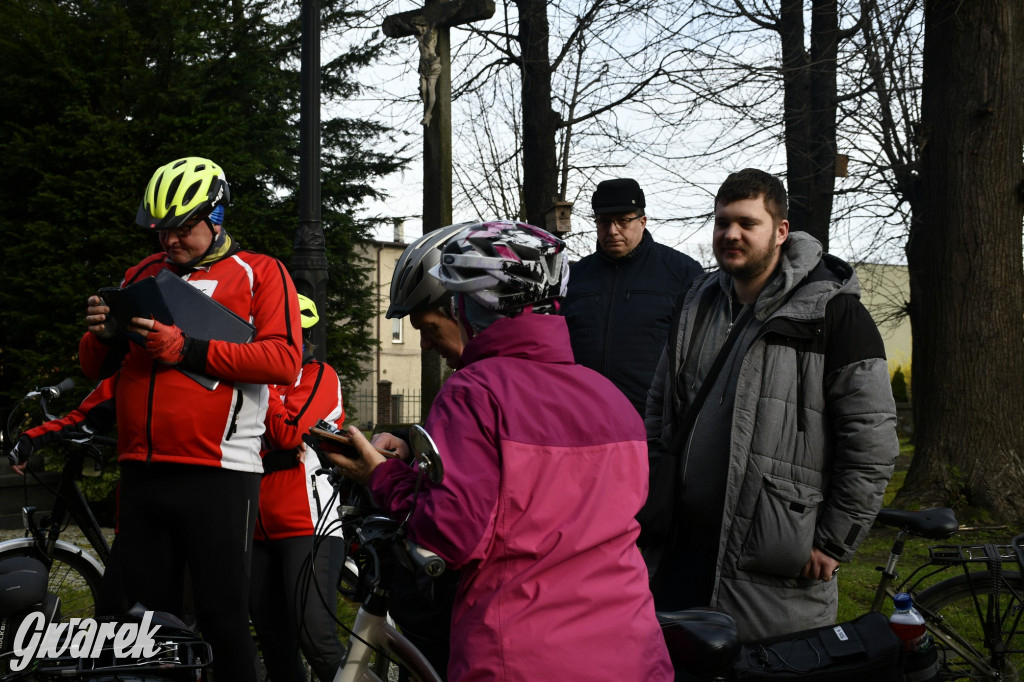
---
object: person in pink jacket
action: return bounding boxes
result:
[329,221,672,682]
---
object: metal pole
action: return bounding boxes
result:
[293,0,328,360]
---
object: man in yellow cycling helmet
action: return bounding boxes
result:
[81,157,303,682]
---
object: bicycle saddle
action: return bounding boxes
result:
[126,601,197,633]
[875,507,959,539]
[657,607,740,677]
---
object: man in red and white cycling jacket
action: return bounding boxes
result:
[79,157,302,682]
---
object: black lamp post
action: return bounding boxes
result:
[293,0,328,360]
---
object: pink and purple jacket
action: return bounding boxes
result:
[369,313,672,682]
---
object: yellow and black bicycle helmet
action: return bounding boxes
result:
[135,157,231,230]
[297,294,320,329]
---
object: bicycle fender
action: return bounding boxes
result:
[0,538,105,579]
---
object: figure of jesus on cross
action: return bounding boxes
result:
[410,16,443,126]
[384,0,495,128]
[383,0,496,454]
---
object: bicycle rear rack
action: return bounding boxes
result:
[930,544,1019,566]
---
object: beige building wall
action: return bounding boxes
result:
[352,239,424,426]
[855,263,912,371]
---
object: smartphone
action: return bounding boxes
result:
[97,287,131,336]
[307,425,395,460]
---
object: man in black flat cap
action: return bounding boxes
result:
[563,178,703,417]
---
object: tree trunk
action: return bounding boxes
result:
[897,0,1024,523]
[514,0,558,229]
[779,0,839,251]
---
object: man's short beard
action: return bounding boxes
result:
[716,242,779,282]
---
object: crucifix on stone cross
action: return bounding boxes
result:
[384,0,494,128]
[383,0,494,416]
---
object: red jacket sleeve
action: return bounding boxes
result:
[264,360,345,450]
[20,376,117,449]
[80,253,301,386]
[201,256,303,385]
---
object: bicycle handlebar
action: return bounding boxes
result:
[7,427,115,467]
[344,511,447,594]
[27,377,76,401]
[7,378,116,468]
[402,538,445,578]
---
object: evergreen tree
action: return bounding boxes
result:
[0,0,404,427]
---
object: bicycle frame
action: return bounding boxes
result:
[6,383,113,571]
[307,423,446,682]
[327,512,444,682]
[870,526,991,676]
[20,440,112,569]
[335,596,441,682]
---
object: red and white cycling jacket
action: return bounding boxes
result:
[78,251,302,473]
[256,357,345,541]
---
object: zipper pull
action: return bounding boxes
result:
[311,474,323,516]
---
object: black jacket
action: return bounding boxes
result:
[563,230,703,416]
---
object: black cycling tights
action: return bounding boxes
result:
[99,461,261,682]
[250,535,346,682]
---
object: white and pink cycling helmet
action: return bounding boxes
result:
[431,221,568,316]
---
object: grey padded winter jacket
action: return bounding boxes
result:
[644,232,898,640]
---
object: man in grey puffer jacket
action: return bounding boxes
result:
[643,168,897,640]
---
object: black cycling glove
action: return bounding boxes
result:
[7,435,34,467]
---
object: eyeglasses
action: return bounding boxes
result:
[595,215,642,230]
[158,216,206,240]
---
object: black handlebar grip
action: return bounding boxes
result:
[403,539,446,578]
[40,377,76,399]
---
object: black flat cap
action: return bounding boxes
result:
[592,178,645,215]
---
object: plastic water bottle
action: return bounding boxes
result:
[890,592,926,650]
[891,593,939,682]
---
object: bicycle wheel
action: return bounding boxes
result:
[916,571,1024,681]
[0,539,104,621]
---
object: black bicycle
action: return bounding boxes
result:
[304,422,445,682]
